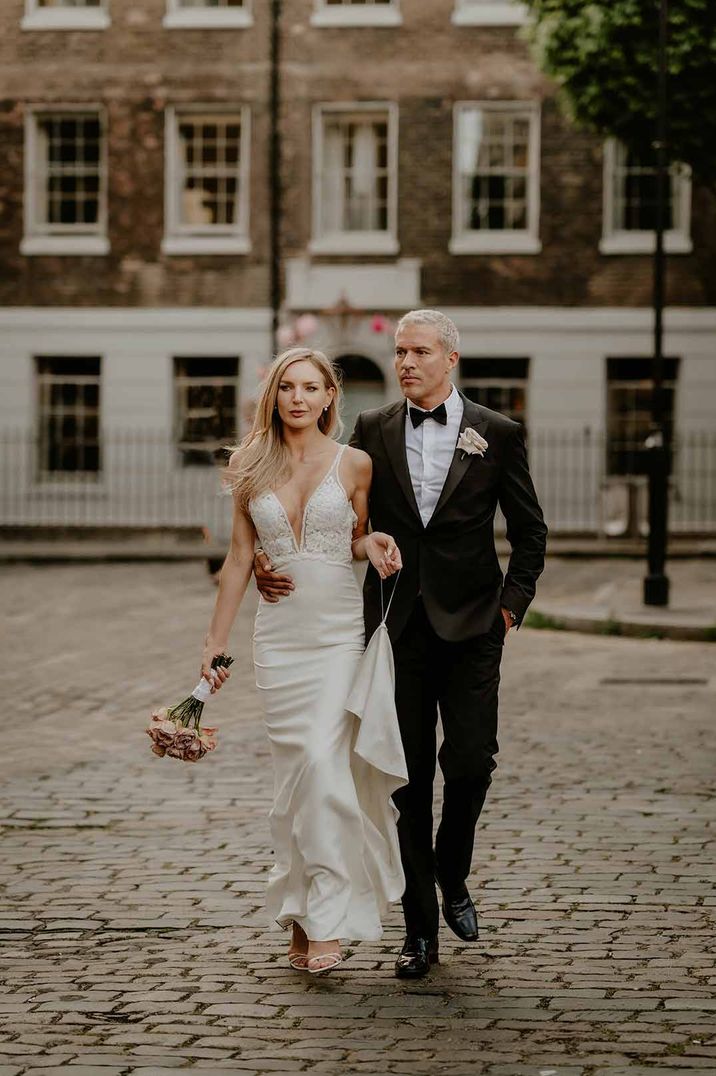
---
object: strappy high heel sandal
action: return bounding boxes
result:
[287,951,309,970]
[307,950,343,975]
[287,922,309,970]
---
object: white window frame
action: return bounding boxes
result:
[600,138,692,256]
[163,0,253,29]
[21,105,109,257]
[452,0,527,26]
[450,100,541,256]
[311,1,402,28]
[162,105,252,256]
[22,0,110,32]
[310,101,399,256]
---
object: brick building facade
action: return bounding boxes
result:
[1,0,714,535]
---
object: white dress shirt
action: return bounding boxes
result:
[405,384,464,527]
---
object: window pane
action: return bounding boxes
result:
[613,143,678,233]
[37,114,103,233]
[321,112,390,234]
[35,356,101,475]
[460,358,529,427]
[177,116,243,230]
[174,357,239,466]
[606,357,679,476]
[459,106,533,234]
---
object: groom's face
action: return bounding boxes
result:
[394,323,458,409]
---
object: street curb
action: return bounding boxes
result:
[526,607,716,643]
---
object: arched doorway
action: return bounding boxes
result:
[334,354,386,443]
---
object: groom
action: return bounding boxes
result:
[258,309,547,978]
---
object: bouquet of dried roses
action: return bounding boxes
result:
[146,653,234,763]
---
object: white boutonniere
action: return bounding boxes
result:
[457,427,488,460]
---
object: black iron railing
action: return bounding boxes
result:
[0,428,714,537]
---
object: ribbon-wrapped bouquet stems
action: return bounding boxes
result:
[145,653,234,763]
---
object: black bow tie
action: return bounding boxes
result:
[409,402,448,428]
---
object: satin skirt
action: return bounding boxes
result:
[252,556,404,942]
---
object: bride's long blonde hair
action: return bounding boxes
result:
[226,347,343,511]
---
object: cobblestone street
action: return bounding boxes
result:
[1,562,714,1076]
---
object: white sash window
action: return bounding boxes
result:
[312,104,398,255]
[22,108,109,256]
[163,107,251,255]
[451,101,541,255]
[601,139,692,255]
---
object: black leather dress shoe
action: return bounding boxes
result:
[436,879,479,941]
[394,935,439,979]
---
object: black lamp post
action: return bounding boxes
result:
[269,0,282,355]
[643,0,670,607]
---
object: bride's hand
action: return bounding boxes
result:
[366,533,402,579]
[201,639,232,694]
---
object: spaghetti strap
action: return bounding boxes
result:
[332,442,348,471]
[380,569,401,625]
[333,442,349,498]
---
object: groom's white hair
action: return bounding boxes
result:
[395,309,460,357]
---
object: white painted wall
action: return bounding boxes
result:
[1,305,713,532]
[0,307,273,434]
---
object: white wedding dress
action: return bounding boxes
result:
[249,443,407,942]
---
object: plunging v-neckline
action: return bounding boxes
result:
[270,444,343,552]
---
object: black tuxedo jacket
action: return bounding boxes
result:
[349,391,548,643]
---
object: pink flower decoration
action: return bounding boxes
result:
[295,313,319,340]
[276,325,296,349]
[371,314,392,334]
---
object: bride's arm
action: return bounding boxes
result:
[201,488,257,687]
[347,448,402,578]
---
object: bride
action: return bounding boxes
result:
[200,347,404,974]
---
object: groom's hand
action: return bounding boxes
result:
[254,551,294,603]
[501,607,513,635]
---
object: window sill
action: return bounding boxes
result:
[451,2,527,26]
[161,235,251,255]
[162,10,253,29]
[599,233,693,256]
[310,8,402,28]
[21,10,110,31]
[308,233,400,256]
[21,235,110,256]
[449,233,541,255]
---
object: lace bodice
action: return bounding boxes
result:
[249,444,358,568]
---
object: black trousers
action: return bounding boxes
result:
[391,597,504,938]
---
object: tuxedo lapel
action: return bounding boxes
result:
[428,394,488,524]
[379,401,422,524]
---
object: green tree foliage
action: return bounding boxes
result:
[522,1,716,184]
